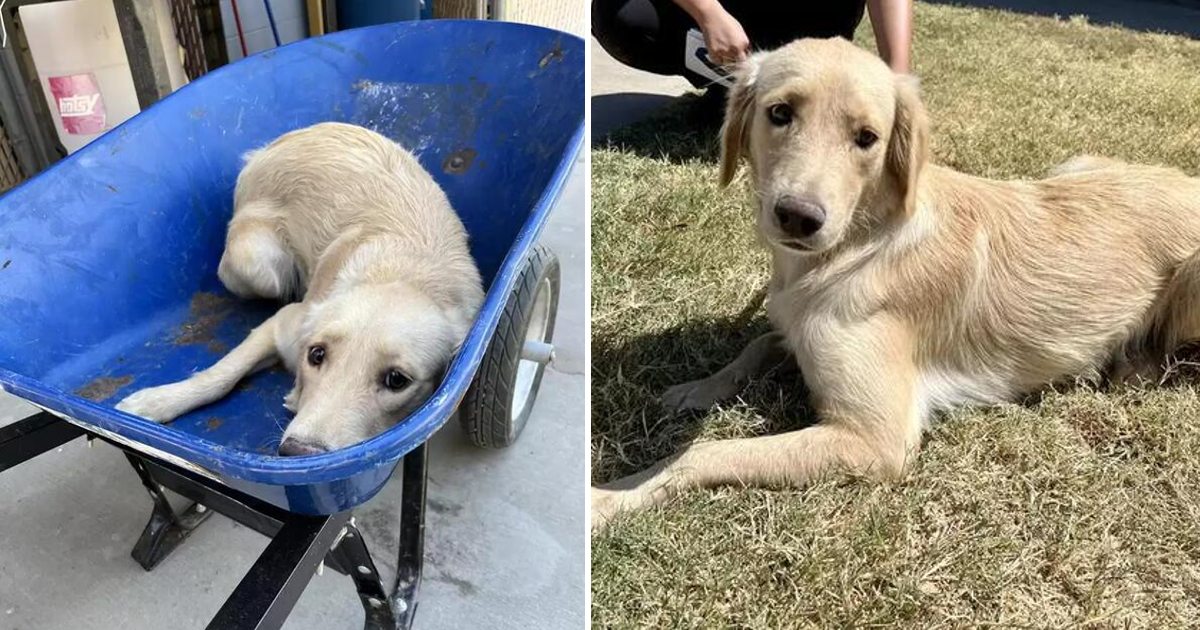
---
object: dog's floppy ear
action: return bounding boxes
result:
[887,75,930,215]
[719,56,762,187]
[306,229,364,301]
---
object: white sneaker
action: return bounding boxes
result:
[684,29,736,88]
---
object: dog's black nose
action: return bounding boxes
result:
[774,196,827,239]
[278,438,326,457]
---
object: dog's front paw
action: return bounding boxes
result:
[115,385,193,423]
[660,379,722,412]
[590,487,623,531]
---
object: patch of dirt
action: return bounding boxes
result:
[175,292,234,347]
[205,417,224,431]
[76,375,132,401]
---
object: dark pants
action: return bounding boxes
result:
[593,0,868,87]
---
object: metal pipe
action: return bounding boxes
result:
[230,0,248,57]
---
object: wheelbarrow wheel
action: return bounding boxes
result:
[461,246,560,448]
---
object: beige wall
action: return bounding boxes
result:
[497,1,585,37]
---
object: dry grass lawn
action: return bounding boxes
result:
[591,3,1200,628]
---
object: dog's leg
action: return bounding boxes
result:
[593,425,906,528]
[660,332,791,411]
[1130,252,1200,383]
[595,319,921,529]
[117,303,305,422]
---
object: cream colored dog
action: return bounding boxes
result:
[117,122,483,455]
[592,37,1200,526]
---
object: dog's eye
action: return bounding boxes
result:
[307,345,326,367]
[383,369,411,392]
[767,103,793,127]
[854,128,879,149]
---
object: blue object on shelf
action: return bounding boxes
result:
[0,20,584,515]
[263,0,282,46]
[338,0,422,28]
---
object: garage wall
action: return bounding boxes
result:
[217,0,308,61]
[498,1,584,37]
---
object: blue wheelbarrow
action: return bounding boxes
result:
[0,20,583,629]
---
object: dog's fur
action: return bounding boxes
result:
[117,122,483,453]
[592,38,1200,527]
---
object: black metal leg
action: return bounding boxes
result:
[0,411,84,473]
[392,442,428,629]
[139,456,282,538]
[125,453,214,570]
[207,511,351,630]
[326,442,428,630]
[328,520,397,628]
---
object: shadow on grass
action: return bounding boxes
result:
[593,92,724,165]
[591,297,820,484]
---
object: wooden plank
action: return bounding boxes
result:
[306,0,324,36]
[113,0,174,108]
[433,0,486,19]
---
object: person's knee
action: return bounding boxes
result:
[592,0,686,77]
[591,0,640,66]
[591,0,630,47]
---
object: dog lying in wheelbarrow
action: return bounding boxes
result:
[592,37,1200,527]
[118,122,483,455]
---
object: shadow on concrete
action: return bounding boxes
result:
[593,92,725,164]
[926,0,1200,38]
[592,93,683,139]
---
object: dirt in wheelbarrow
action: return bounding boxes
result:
[75,375,133,402]
[175,292,235,353]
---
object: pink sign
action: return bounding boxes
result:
[48,73,106,135]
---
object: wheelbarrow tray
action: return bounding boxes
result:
[0,20,584,515]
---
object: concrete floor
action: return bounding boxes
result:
[590,37,690,138]
[0,157,586,629]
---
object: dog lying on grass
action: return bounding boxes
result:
[592,37,1200,527]
[118,122,483,455]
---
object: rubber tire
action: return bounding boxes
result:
[460,246,560,448]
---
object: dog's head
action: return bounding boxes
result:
[720,38,929,254]
[276,283,467,455]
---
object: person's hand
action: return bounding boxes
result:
[697,7,749,66]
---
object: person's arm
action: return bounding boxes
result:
[674,0,750,65]
[867,0,913,73]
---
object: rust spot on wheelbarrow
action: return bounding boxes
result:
[205,417,224,431]
[538,40,565,68]
[175,292,235,347]
[443,148,477,174]
[76,375,133,402]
